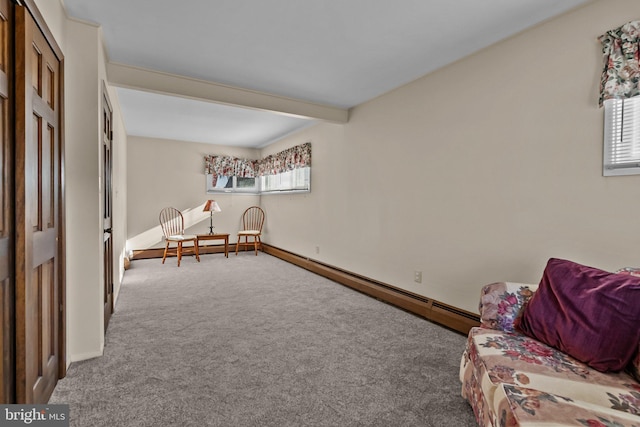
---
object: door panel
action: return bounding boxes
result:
[103,89,113,332]
[0,0,13,404]
[15,4,62,403]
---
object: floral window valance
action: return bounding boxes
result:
[257,142,311,176]
[599,20,640,106]
[204,155,258,178]
[204,142,311,178]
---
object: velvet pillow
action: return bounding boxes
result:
[515,258,640,372]
[628,342,640,382]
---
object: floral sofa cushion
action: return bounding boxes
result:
[479,282,537,332]
[496,384,640,427]
[461,327,640,426]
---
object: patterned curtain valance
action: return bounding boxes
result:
[204,155,257,178]
[599,20,640,106]
[257,142,311,176]
[204,142,311,178]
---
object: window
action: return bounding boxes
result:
[206,170,309,194]
[260,167,311,193]
[603,97,640,176]
[204,142,311,194]
[206,174,258,193]
[236,176,258,192]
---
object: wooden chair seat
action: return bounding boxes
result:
[166,234,198,241]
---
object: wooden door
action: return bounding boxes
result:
[102,88,113,332]
[15,3,64,403]
[0,0,13,404]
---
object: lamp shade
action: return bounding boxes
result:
[203,200,222,213]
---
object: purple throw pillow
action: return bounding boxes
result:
[629,342,640,382]
[515,258,640,372]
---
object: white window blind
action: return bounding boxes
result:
[260,167,310,193]
[603,97,640,176]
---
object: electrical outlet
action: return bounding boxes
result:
[315,246,320,254]
[414,270,422,283]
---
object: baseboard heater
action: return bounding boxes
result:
[131,243,480,334]
[262,244,480,335]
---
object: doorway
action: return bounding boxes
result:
[103,87,114,331]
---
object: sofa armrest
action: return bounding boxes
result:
[479,282,538,332]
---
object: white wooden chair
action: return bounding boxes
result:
[159,207,200,267]
[235,206,265,255]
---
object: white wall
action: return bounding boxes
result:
[259,125,346,259]
[63,17,103,361]
[261,0,640,314]
[127,136,259,249]
[34,0,129,362]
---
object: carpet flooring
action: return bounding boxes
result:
[50,252,476,426]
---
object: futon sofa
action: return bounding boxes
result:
[460,258,640,427]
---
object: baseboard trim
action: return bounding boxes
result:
[262,244,479,335]
[130,243,480,334]
[69,349,103,363]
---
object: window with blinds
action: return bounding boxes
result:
[603,97,640,176]
[206,174,259,193]
[260,167,310,194]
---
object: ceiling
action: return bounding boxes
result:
[62,0,593,148]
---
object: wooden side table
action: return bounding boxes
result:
[196,233,229,258]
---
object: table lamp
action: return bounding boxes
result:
[203,200,222,235]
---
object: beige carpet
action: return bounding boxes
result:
[50,252,476,426]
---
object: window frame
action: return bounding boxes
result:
[603,97,640,176]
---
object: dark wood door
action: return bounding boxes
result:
[102,88,113,332]
[15,3,63,403]
[0,0,14,404]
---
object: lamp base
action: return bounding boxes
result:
[208,212,215,235]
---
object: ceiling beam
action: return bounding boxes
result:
[107,62,349,123]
